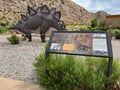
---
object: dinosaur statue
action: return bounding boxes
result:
[9,5,66,42]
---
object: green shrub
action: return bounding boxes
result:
[114,30,120,39]
[7,34,19,44]
[96,26,109,31]
[99,20,106,27]
[89,19,109,31]
[87,26,109,31]
[0,27,9,34]
[33,45,120,90]
[0,20,9,26]
[91,19,98,28]
[115,26,120,29]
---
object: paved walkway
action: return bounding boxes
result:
[0,77,45,90]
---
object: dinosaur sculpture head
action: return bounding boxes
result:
[58,20,67,31]
[9,21,22,30]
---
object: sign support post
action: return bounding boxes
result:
[107,57,113,77]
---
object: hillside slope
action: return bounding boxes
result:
[0,0,109,26]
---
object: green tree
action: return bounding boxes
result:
[99,20,106,27]
[91,18,98,27]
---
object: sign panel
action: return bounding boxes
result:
[46,31,113,58]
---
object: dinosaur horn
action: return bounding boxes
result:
[21,14,28,21]
[27,5,36,15]
[49,8,56,15]
[54,11,61,21]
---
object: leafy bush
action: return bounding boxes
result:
[87,26,109,31]
[114,29,120,39]
[89,19,109,31]
[109,27,120,30]
[33,45,120,90]
[99,20,106,27]
[0,27,9,34]
[96,26,109,31]
[91,19,98,28]
[115,26,120,29]
[7,34,19,44]
[66,24,89,31]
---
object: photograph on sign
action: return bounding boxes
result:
[48,32,109,57]
[50,43,62,50]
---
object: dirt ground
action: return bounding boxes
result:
[111,39,120,59]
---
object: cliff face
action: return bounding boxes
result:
[0,0,109,26]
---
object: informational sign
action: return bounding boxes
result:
[46,31,113,58]
[46,31,113,83]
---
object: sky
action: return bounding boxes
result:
[71,0,120,15]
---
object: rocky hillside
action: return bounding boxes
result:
[0,0,109,26]
[93,11,109,23]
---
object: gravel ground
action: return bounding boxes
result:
[0,34,44,84]
[111,38,120,59]
[0,34,120,84]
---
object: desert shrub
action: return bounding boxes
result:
[79,28,90,31]
[87,26,109,31]
[91,18,98,28]
[7,34,19,44]
[96,26,109,31]
[0,27,9,34]
[109,27,120,30]
[115,26,120,29]
[89,19,109,31]
[113,29,120,39]
[99,20,106,27]
[0,16,9,26]
[33,45,120,90]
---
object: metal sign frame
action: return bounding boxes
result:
[46,31,113,57]
[46,31,113,77]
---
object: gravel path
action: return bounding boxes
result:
[0,34,120,84]
[111,38,120,59]
[0,34,44,84]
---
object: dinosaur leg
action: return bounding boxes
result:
[40,34,46,42]
[26,34,32,41]
[40,22,51,42]
[23,29,32,42]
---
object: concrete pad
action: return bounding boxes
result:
[0,77,46,90]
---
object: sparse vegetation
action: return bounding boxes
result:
[7,33,19,44]
[89,19,109,31]
[113,29,120,39]
[0,27,9,34]
[66,24,89,31]
[0,16,9,26]
[65,19,109,31]
[91,18,98,28]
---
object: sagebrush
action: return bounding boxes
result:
[33,45,120,90]
[7,34,19,44]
